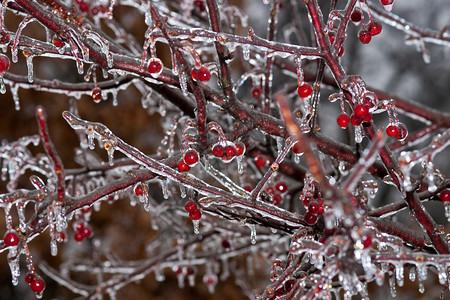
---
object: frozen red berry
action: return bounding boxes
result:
[350,114,363,126]
[225,145,237,158]
[275,182,288,193]
[336,113,350,128]
[30,278,46,293]
[358,29,372,44]
[134,184,144,196]
[304,211,318,225]
[235,142,246,156]
[189,209,202,220]
[185,201,198,213]
[386,124,399,137]
[92,88,102,103]
[297,82,313,98]
[53,37,65,48]
[148,58,163,75]
[25,273,36,284]
[177,160,191,172]
[361,234,372,249]
[251,87,261,98]
[381,0,394,5]
[74,232,84,242]
[351,11,362,23]
[292,141,303,154]
[184,150,199,166]
[197,66,211,82]
[354,104,370,119]
[368,21,382,36]
[395,122,408,141]
[308,201,320,214]
[3,231,19,247]
[0,54,10,75]
[439,190,450,202]
[212,144,224,157]
[254,156,267,168]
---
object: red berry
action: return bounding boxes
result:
[386,124,399,137]
[197,66,211,82]
[177,160,191,172]
[191,68,199,80]
[53,37,65,48]
[194,0,206,12]
[275,182,288,193]
[91,6,99,15]
[81,207,90,214]
[440,190,450,202]
[0,54,10,75]
[99,5,108,13]
[3,231,19,247]
[184,150,199,166]
[350,114,363,126]
[74,232,84,242]
[235,142,246,156]
[0,31,10,45]
[83,226,92,238]
[221,239,231,249]
[336,113,350,128]
[358,29,372,44]
[292,141,303,154]
[304,211,318,225]
[134,184,144,196]
[148,58,163,75]
[185,201,198,213]
[225,145,237,158]
[30,278,46,293]
[308,201,320,214]
[254,156,267,168]
[92,88,102,103]
[25,273,36,284]
[368,21,382,36]
[212,144,224,157]
[79,2,90,12]
[380,0,394,5]
[297,82,313,98]
[189,209,202,220]
[363,112,372,123]
[361,234,372,249]
[272,193,282,205]
[251,87,261,98]
[395,122,408,141]
[351,11,362,23]
[243,185,252,192]
[354,104,370,119]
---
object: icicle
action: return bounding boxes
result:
[237,156,244,174]
[354,126,363,143]
[409,266,416,282]
[50,239,58,256]
[179,183,186,198]
[86,126,95,150]
[395,263,404,287]
[111,89,118,106]
[154,267,165,282]
[17,203,27,232]
[417,263,427,293]
[242,44,250,60]
[249,224,256,244]
[388,274,397,297]
[445,202,450,222]
[10,83,20,110]
[7,250,20,286]
[437,265,447,285]
[179,72,189,96]
[161,178,169,199]
[192,219,200,234]
[0,77,5,94]
[26,54,34,83]
[107,148,115,166]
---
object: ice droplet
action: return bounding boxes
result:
[161,178,169,199]
[409,266,416,282]
[395,263,404,287]
[10,84,20,110]
[354,126,363,143]
[383,4,393,12]
[50,239,58,256]
[242,44,250,60]
[107,147,115,166]
[237,156,244,174]
[0,77,5,94]
[179,183,186,198]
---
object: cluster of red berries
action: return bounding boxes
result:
[302,193,324,225]
[178,149,200,172]
[3,231,20,247]
[350,8,383,44]
[264,182,288,205]
[91,4,109,15]
[191,66,211,82]
[336,103,372,129]
[385,122,408,140]
[73,222,93,242]
[185,201,202,220]
[0,53,10,75]
[75,0,108,14]
[25,273,46,293]
[211,141,245,162]
[297,82,313,99]
[75,0,90,13]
